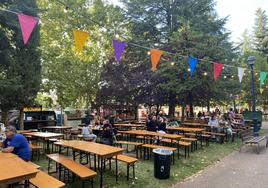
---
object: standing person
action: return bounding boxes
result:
[0,126,30,161]
[100,120,114,145]
[186,105,190,117]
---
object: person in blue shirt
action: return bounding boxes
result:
[1,126,30,161]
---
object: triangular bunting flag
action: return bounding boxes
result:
[112,40,126,62]
[237,67,245,83]
[73,29,89,52]
[260,72,267,86]
[17,14,38,44]
[150,49,163,71]
[213,63,224,81]
[260,88,264,94]
[187,56,198,77]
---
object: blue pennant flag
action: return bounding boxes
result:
[187,56,199,77]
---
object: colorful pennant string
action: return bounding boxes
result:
[112,40,126,62]
[213,63,224,81]
[73,29,89,52]
[150,49,163,71]
[17,13,38,44]
[187,56,199,77]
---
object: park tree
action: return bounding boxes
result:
[253,8,268,60]
[38,0,124,110]
[116,0,237,116]
[0,0,41,128]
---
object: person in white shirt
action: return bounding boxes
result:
[81,124,97,142]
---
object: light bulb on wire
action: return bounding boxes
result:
[204,72,207,76]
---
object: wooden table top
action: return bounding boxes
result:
[42,126,73,130]
[113,124,145,127]
[123,130,182,139]
[23,132,64,139]
[0,157,38,184]
[182,122,208,127]
[73,142,124,157]
[0,152,17,159]
[55,140,124,157]
[167,127,205,132]
[17,130,34,134]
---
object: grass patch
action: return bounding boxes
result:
[34,129,268,188]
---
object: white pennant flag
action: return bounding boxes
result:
[238,67,245,83]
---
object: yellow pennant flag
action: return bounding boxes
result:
[150,49,163,72]
[260,88,264,94]
[73,29,89,52]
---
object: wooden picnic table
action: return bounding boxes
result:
[17,130,35,134]
[41,126,73,134]
[54,140,123,188]
[0,154,38,186]
[121,130,181,143]
[0,152,17,159]
[182,122,209,127]
[113,124,145,130]
[22,132,64,153]
[166,127,205,134]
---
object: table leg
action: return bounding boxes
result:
[115,155,118,182]
[100,157,104,188]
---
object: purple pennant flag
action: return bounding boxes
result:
[113,39,126,62]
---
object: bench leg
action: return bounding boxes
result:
[133,164,135,179]
[127,164,129,180]
[115,156,118,182]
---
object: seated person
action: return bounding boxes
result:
[219,115,233,138]
[1,126,30,161]
[146,116,158,132]
[81,123,97,142]
[208,113,220,134]
[100,120,114,145]
[158,117,167,133]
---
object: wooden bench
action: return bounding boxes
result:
[184,133,211,147]
[142,144,176,164]
[30,171,65,188]
[112,154,138,180]
[180,137,198,151]
[28,161,41,169]
[240,129,268,154]
[204,131,225,144]
[47,154,97,188]
[161,139,191,158]
[29,144,43,161]
[115,141,143,158]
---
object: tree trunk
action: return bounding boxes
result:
[1,110,8,126]
[168,92,176,117]
[207,99,210,112]
[134,106,138,120]
[188,93,194,117]
[19,109,24,130]
[233,100,236,110]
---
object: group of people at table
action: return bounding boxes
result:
[0,108,245,163]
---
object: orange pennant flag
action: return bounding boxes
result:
[150,49,163,71]
[73,29,89,52]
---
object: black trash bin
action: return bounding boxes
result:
[153,148,173,179]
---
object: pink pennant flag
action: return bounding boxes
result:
[17,13,39,44]
[214,62,224,81]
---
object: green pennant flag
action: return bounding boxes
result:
[260,72,268,86]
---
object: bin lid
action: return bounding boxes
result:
[152,148,173,155]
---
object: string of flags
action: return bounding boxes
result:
[1,7,268,94]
